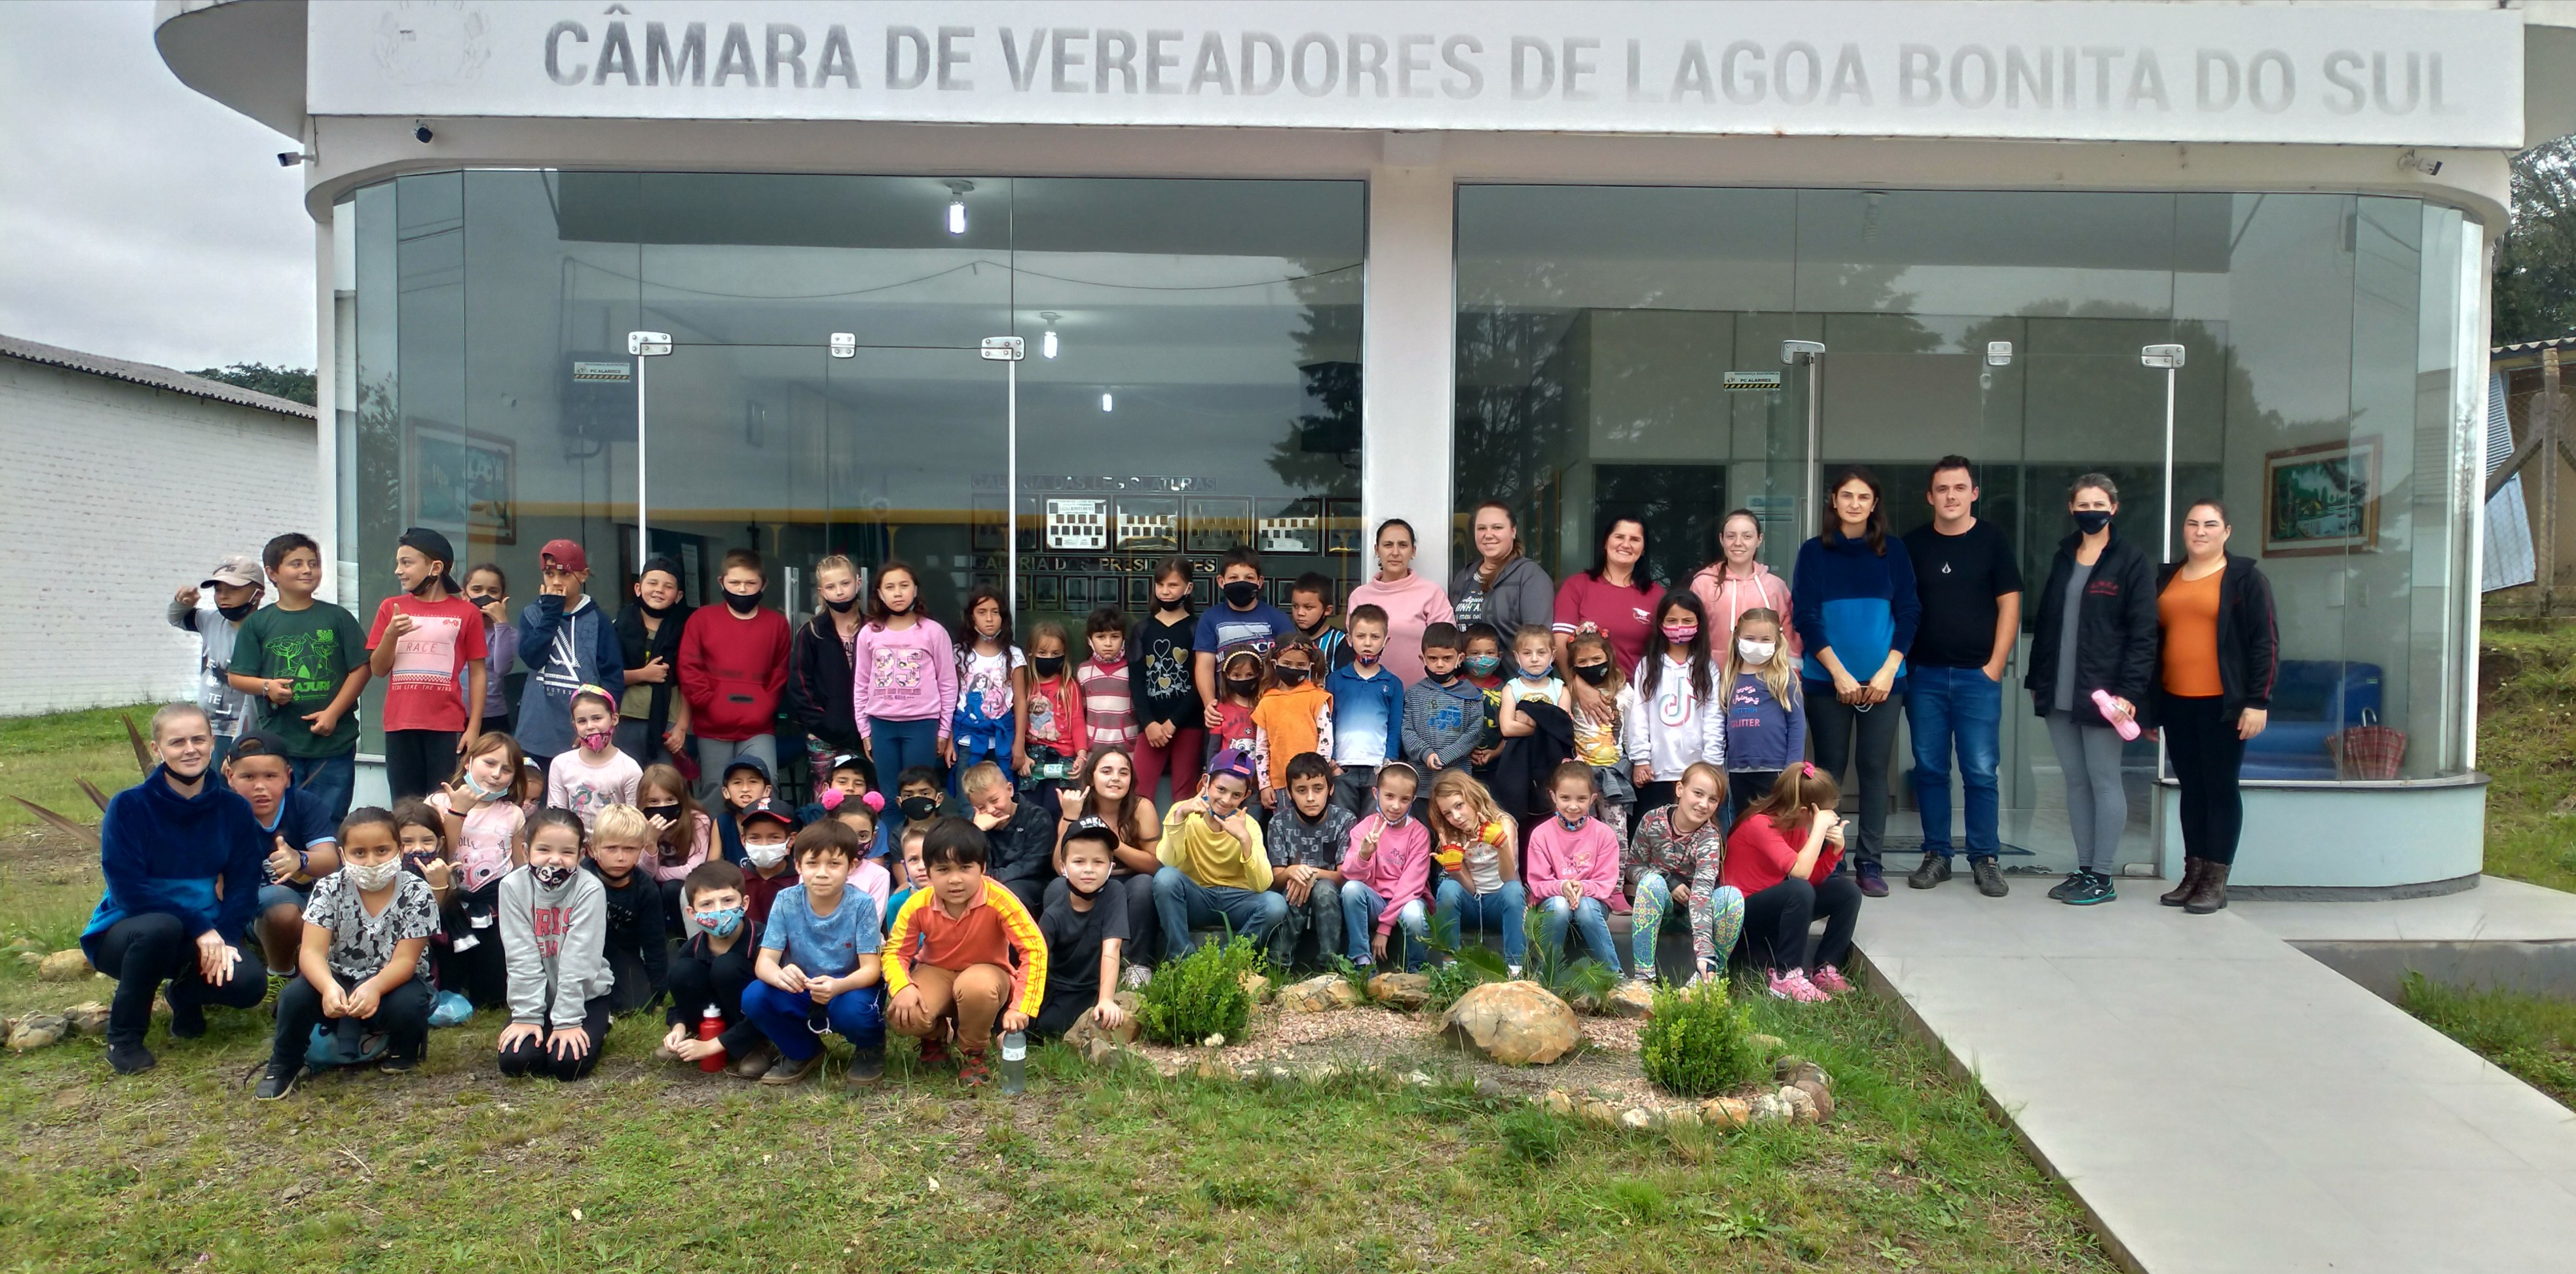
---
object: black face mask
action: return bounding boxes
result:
[1066,877,1106,901]
[723,590,762,616]
[217,601,257,622]
[1033,654,1066,677]
[1222,580,1262,608]
[823,595,857,614]
[897,795,941,822]
[638,597,676,620]
[1573,662,1612,686]
[409,574,445,598]
[2072,510,2114,535]
[643,803,683,823]
[1225,677,1260,698]
[1275,666,1310,686]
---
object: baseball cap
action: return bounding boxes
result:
[227,728,293,763]
[738,796,800,831]
[1061,815,1119,848]
[1207,747,1257,785]
[398,527,460,590]
[204,553,264,588]
[722,754,775,786]
[538,538,588,572]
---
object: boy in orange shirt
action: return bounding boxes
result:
[882,816,1049,1087]
[1249,640,1333,818]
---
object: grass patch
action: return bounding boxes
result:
[2400,973,2576,1108]
[0,703,155,835]
[2476,623,2576,893]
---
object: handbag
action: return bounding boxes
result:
[2330,709,2407,780]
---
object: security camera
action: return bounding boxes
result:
[413,123,434,144]
[276,152,305,167]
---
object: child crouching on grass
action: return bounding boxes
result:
[258,807,440,1099]
[744,821,887,1087]
[1033,817,1130,1040]
[662,860,775,1079]
[884,817,1049,1089]
[496,808,613,1081]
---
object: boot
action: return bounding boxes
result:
[2184,861,2231,914]
[2159,857,2204,908]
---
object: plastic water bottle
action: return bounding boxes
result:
[698,1004,726,1073]
[999,1030,1028,1095]
[2092,688,2142,741]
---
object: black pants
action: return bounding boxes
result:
[438,884,510,1008]
[1032,981,1103,1040]
[497,996,613,1081]
[94,913,267,1047]
[1001,876,1050,919]
[1738,876,1865,975]
[1633,781,1679,828]
[271,972,432,1069]
[604,943,662,1015]
[1728,770,1781,822]
[1114,871,1159,964]
[384,730,460,802]
[2160,692,2249,867]
[1808,692,1903,868]
[658,878,690,933]
[667,946,760,1055]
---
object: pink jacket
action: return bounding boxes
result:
[1345,571,1455,684]
[1341,812,1431,935]
[850,618,960,737]
[1689,563,1802,658]
[1525,816,1629,912]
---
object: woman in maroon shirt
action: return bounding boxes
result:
[1722,763,1865,1003]
[1552,516,1665,728]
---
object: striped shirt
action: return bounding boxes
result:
[1078,656,1137,750]
[882,877,1049,1019]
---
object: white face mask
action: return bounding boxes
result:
[1736,639,1776,667]
[743,840,790,869]
[343,859,404,892]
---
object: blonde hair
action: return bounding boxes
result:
[1509,624,1553,658]
[813,553,857,606]
[1426,770,1508,845]
[1723,607,1800,713]
[591,804,651,847]
[1567,631,1626,694]
[960,760,1009,796]
[1745,763,1842,825]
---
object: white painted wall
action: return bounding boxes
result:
[0,357,318,715]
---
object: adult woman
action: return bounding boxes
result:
[1791,468,1920,897]
[1056,746,1163,979]
[1721,763,1861,1002]
[1554,515,1665,725]
[1448,500,1555,635]
[2147,499,2276,914]
[2023,474,2157,907]
[1346,518,1453,684]
[612,556,692,768]
[1687,508,1800,662]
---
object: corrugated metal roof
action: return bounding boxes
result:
[0,332,316,419]
[2493,335,2576,357]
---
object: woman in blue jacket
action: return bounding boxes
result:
[1792,467,1920,897]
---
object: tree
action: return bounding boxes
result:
[2495,136,2576,347]
[187,362,316,406]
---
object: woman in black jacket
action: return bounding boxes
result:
[2022,475,2157,907]
[613,556,692,767]
[2146,499,2276,914]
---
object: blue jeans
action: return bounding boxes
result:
[288,751,355,827]
[1433,878,1527,965]
[693,735,776,804]
[1537,895,1622,973]
[741,977,884,1062]
[1341,885,1429,968]
[1906,664,2004,861]
[949,726,1011,801]
[866,717,944,817]
[1153,867,1288,960]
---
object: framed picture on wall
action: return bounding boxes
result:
[409,422,516,544]
[1046,498,1108,551]
[2263,438,2380,557]
[1127,575,1153,609]
[1094,577,1124,609]
[1032,575,1060,609]
[1256,496,1322,554]
[1063,575,1091,609]
[1117,497,1180,552]
[1185,496,1253,553]
[971,495,1007,552]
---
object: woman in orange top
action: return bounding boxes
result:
[2145,499,2277,914]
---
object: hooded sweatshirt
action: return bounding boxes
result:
[81,766,266,962]
[678,603,793,742]
[1339,812,1431,934]
[1448,554,1556,637]
[498,863,612,1028]
[1525,815,1629,912]
[1688,562,1802,659]
[515,593,626,758]
[1345,571,1455,684]
[1623,654,1728,782]
[789,611,861,746]
[1401,673,1485,771]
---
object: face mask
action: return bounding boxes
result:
[1224,676,1259,698]
[2073,509,2114,534]
[723,589,762,616]
[1737,639,1776,666]
[1559,812,1587,832]
[822,595,855,614]
[531,861,576,888]
[1465,654,1501,677]
[343,859,403,891]
[638,597,675,620]
[743,840,790,869]
[1354,648,1379,665]
[409,576,443,598]
[1275,666,1310,686]
[1662,624,1700,645]
[898,795,940,823]
[463,770,506,801]
[578,730,613,753]
[1066,877,1105,901]
[217,601,257,622]
[643,802,683,823]
[1379,806,1408,827]
[1573,662,1611,686]
[1032,654,1066,677]
[1221,580,1262,607]
[696,906,745,937]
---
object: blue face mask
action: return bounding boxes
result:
[695,906,745,937]
[1464,654,1501,677]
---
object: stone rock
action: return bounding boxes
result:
[1775,1057,1829,1090]
[37,950,91,982]
[1620,1107,1654,1130]
[63,1002,111,1037]
[1660,1103,1702,1128]
[1238,972,1273,1003]
[1576,1098,1622,1127]
[1751,1032,1786,1055]
[1700,1097,1752,1129]
[1063,992,1143,1052]
[1472,1076,1511,1101]
[1544,1089,1575,1116]
[1191,1058,1234,1082]
[1748,1092,1791,1123]
[1780,1085,1820,1123]
[1603,981,1657,1018]
[1438,981,1580,1066]
[1367,971,1432,1011]
[1280,975,1363,1013]
[1081,1035,1118,1068]
[7,1013,67,1051]
[1793,1079,1836,1123]
[14,950,41,967]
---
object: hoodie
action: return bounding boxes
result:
[515,593,626,758]
[498,863,612,1028]
[1792,534,1921,698]
[678,603,793,742]
[81,766,266,962]
[789,611,861,747]
[1525,815,1628,912]
[1345,572,1455,684]
[1339,812,1430,934]
[1687,562,1802,658]
[1447,555,1556,637]
[1401,673,1485,772]
[849,617,960,736]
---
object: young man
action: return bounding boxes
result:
[226,533,369,823]
[226,730,343,975]
[584,805,670,1013]
[1402,623,1484,778]
[745,820,887,1087]
[884,817,1049,1088]
[169,552,264,771]
[1903,456,2024,899]
[961,761,1058,914]
[1263,753,1352,971]
[513,538,625,774]
[679,548,791,795]
[1151,749,1288,959]
[1288,573,1354,675]
[1323,604,1406,815]
[367,527,489,800]
[1191,546,1297,732]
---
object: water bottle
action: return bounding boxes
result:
[697,1004,726,1073]
[2092,688,2142,741]
[999,1030,1028,1096]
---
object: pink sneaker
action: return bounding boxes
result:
[1767,969,1829,1003]
[1810,966,1853,997]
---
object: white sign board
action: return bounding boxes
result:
[308,1,2524,148]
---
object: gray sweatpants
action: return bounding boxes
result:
[2045,710,2127,874]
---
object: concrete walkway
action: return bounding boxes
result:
[1854,880,2576,1273]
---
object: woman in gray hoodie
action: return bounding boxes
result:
[496,808,614,1081]
[1449,501,1555,636]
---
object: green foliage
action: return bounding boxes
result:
[1601,1177,1671,1224]
[1495,1103,1571,1165]
[2471,626,2576,894]
[1521,907,1620,1005]
[2495,137,2576,346]
[1136,933,1267,1045]
[1419,906,1510,1011]
[2402,971,2576,1108]
[186,362,318,406]
[1641,980,1767,1098]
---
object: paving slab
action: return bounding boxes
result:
[1854,883,2576,1274]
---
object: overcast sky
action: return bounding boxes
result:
[0,1,312,373]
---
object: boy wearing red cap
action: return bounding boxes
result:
[513,539,626,774]
[367,527,488,799]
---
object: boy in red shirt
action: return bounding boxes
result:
[366,527,488,799]
[883,815,1048,1088]
[679,548,793,797]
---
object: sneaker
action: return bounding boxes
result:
[918,1036,953,1069]
[2046,871,2087,901]
[726,1037,777,1081]
[1971,858,2009,898]
[1810,966,1853,996]
[846,1049,885,1087]
[1119,965,1152,990]
[1506,964,1523,979]
[377,1049,419,1074]
[1351,956,1375,970]
[253,1062,300,1100]
[1908,853,1952,890]
[957,1051,992,1088]
[758,1051,823,1086]
[168,998,208,1040]
[106,1041,157,1076]
[1766,969,1829,1003]
[1855,863,1890,898]
[2064,872,2118,907]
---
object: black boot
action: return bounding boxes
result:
[2184,861,2231,914]
[2159,857,2204,908]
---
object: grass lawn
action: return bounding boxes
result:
[0,704,155,838]
[2400,973,2576,1109]
[2475,623,2576,893]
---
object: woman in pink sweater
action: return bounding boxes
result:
[1345,519,1453,685]
[1525,760,1628,974]
[1336,762,1432,969]
[1688,509,1801,662]
[848,561,958,802]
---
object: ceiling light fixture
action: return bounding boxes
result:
[944,179,975,235]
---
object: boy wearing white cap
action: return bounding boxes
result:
[168,553,265,771]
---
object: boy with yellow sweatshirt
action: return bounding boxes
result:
[1151,749,1287,960]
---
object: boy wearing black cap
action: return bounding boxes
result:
[1034,817,1132,1040]
[169,552,265,772]
[227,533,369,823]
[734,796,802,927]
[713,755,776,866]
[367,527,489,799]
[513,538,625,775]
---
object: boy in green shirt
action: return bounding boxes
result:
[226,533,369,823]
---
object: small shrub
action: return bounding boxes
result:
[1420,908,1510,1011]
[1640,979,1765,1098]
[1521,906,1620,1005]
[1496,1103,1570,1165]
[1138,934,1267,1045]
[1603,1177,1670,1223]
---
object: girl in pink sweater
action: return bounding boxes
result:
[1525,760,1628,973]
[849,561,958,806]
[1337,762,1431,969]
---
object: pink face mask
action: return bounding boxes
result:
[1662,624,1699,644]
[578,730,613,753]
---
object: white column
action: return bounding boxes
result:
[312,214,342,605]
[1360,153,1457,588]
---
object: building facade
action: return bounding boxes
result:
[155,0,2576,891]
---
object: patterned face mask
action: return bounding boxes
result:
[696,907,745,937]
[343,859,403,891]
[531,862,576,888]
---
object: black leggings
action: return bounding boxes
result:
[1808,693,1902,867]
[93,913,267,1046]
[383,730,460,801]
[1738,876,1865,975]
[438,885,510,1009]
[272,972,433,1069]
[497,996,613,1081]
[2160,692,2249,867]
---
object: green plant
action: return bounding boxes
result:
[1136,933,1269,1045]
[1419,908,1509,1011]
[1520,907,1620,1006]
[1601,1177,1670,1223]
[1640,979,1766,1098]
[1495,1103,1571,1165]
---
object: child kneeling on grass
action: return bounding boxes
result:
[662,860,776,1079]
[259,807,440,1099]
[884,817,1049,1089]
[496,809,614,1081]
[743,821,887,1087]
[1033,817,1131,1040]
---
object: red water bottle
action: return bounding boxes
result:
[698,1004,726,1072]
